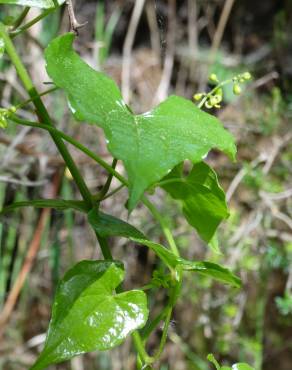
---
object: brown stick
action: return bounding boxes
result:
[0,172,60,337]
[209,0,236,64]
[66,0,87,35]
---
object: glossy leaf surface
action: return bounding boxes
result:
[132,238,241,288]
[161,162,229,243]
[0,0,65,7]
[31,261,148,370]
[232,364,254,370]
[45,33,236,210]
[88,209,146,239]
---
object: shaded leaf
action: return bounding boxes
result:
[88,208,146,239]
[0,0,65,8]
[132,238,241,288]
[30,261,148,370]
[161,162,228,244]
[0,199,88,215]
[45,33,236,210]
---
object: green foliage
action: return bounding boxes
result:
[0,6,254,369]
[160,162,229,243]
[30,261,148,370]
[88,209,146,239]
[0,0,64,8]
[275,292,292,316]
[207,354,254,370]
[45,33,236,210]
[132,239,241,288]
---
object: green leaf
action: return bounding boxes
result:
[132,238,241,288]
[0,199,88,215]
[160,162,229,244]
[0,0,65,8]
[207,354,254,370]
[45,33,236,210]
[232,364,254,370]
[88,209,146,239]
[31,260,148,370]
[0,38,4,58]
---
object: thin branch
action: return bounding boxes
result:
[122,0,146,103]
[66,0,87,35]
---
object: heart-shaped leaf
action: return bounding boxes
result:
[132,238,241,288]
[88,209,146,239]
[160,162,229,244]
[0,0,65,8]
[30,261,148,370]
[45,33,236,210]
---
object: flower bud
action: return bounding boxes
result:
[0,116,7,129]
[243,72,252,80]
[233,83,241,95]
[209,73,219,83]
[193,93,203,101]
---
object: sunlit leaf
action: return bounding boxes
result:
[0,0,65,8]
[0,38,4,58]
[45,33,236,210]
[232,364,254,370]
[161,162,229,244]
[30,261,148,370]
[132,238,241,288]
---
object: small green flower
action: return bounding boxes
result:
[0,106,17,129]
[209,73,219,83]
[193,93,203,101]
[0,108,8,129]
[233,83,242,95]
[243,71,252,80]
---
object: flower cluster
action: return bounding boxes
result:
[0,106,16,129]
[194,71,252,109]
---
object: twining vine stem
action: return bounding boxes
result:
[0,10,182,365]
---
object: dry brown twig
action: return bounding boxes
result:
[122,0,146,104]
[66,0,87,35]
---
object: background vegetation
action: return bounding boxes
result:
[0,0,291,369]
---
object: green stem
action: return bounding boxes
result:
[97,158,118,200]
[197,79,232,109]
[153,305,172,361]
[10,115,128,186]
[95,232,113,261]
[12,7,30,30]
[132,331,154,365]
[16,86,59,109]
[1,21,152,365]
[10,115,180,257]
[10,115,179,365]
[142,197,179,256]
[10,115,125,186]
[141,306,169,340]
[99,184,125,201]
[10,9,54,38]
[0,22,92,209]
